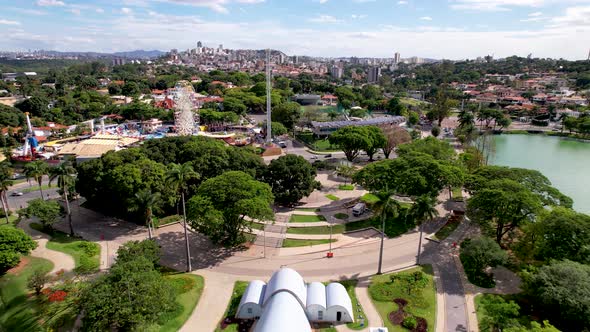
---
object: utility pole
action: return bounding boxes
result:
[182,191,192,272]
[266,49,272,144]
[377,208,385,275]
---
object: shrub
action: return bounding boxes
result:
[402,316,417,329]
[0,227,37,272]
[77,242,100,257]
[75,254,99,274]
[116,239,161,266]
[460,237,507,288]
[27,269,49,295]
[48,290,68,302]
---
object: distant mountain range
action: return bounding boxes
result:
[3,50,167,59]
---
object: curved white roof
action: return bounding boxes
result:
[326,283,353,314]
[306,282,326,309]
[263,268,307,307]
[238,280,266,308]
[254,291,312,332]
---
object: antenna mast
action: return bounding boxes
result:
[266,49,272,145]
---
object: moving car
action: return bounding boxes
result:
[11,192,24,197]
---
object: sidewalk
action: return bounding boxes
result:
[19,218,76,275]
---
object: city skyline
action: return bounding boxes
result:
[1,0,590,60]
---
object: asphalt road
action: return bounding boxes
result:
[7,178,59,210]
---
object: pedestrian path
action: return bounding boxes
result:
[19,218,76,275]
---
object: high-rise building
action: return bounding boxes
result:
[330,66,343,79]
[393,52,401,64]
[293,55,299,64]
[368,66,381,83]
[197,41,202,48]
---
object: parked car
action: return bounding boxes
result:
[278,141,287,148]
[310,156,319,160]
[11,192,23,197]
[352,203,367,217]
[324,154,332,158]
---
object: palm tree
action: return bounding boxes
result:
[166,163,199,272]
[374,189,400,274]
[0,174,13,224]
[49,161,77,235]
[410,195,439,265]
[128,189,161,240]
[24,161,48,200]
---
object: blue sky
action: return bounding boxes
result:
[1,0,590,59]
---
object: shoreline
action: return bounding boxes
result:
[497,130,590,143]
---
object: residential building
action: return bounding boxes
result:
[368,66,381,84]
[330,66,343,79]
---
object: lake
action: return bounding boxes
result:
[490,134,590,214]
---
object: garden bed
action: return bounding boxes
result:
[289,214,327,223]
[369,266,436,332]
[282,238,336,248]
[325,194,340,201]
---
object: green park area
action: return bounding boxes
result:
[369,266,436,332]
[289,214,327,223]
[158,274,204,332]
[296,132,340,152]
[282,238,337,248]
[339,184,355,190]
[326,194,340,201]
[30,222,100,274]
[215,281,249,332]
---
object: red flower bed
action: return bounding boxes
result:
[48,290,67,302]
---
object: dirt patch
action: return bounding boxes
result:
[7,256,30,274]
[394,298,408,307]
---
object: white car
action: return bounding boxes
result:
[11,192,24,197]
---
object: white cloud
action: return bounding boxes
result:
[398,0,408,4]
[0,19,21,25]
[154,0,264,14]
[121,7,133,14]
[521,16,544,21]
[308,15,342,23]
[68,8,81,15]
[319,0,329,3]
[351,14,368,19]
[450,0,544,11]
[36,0,65,6]
[420,16,433,20]
[529,11,543,16]
[8,8,48,15]
[96,8,105,13]
[550,5,590,27]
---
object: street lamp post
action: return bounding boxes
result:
[327,216,334,258]
[377,210,385,275]
[263,219,266,258]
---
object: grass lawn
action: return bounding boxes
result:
[369,265,436,332]
[215,281,248,332]
[282,238,337,248]
[289,214,327,223]
[433,220,460,241]
[338,280,369,330]
[326,194,340,201]
[360,193,380,205]
[334,213,349,220]
[296,132,340,152]
[288,215,414,238]
[0,257,54,331]
[158,274,204,332]
[339,184,355,190]
[21,184,52,194]
[399,97,427,107]
[0,215,18,226]
[30,222,100,274]
[295,207,321,212]
[154,215,182,227]
[248,222,265,230]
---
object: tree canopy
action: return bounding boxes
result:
[186,171,274,245]
[262,155,320,206]
[0,227,37,272]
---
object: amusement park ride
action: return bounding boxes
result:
[12,112,42,162]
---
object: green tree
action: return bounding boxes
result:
[478,294,520,332]
[128,189,161,240]
[27,268,49,296]
[396,136,455,161]
[364,126,387,161]
[411,195,438,264]
[428,88,458,127]
[504,321,561,332]
[407,111,419,126]
[460,237,507,283]
[166,163,199,272]
[272,102,301,132]
[121,81,140,97]
[329,126,371,162]
[0,165,14,224]
[270,121,288,137]
[431,126,441,137]
[386,97,407,115]
[466,179,542,245]
[186,171,274,245]
[24,160,49,200]
[80,255,176,331]
[222,97,247,115]
[49,161,76,235]
[115,239,161,266]
[520,207,590,264]
[524,260,590,331]
[390,271,428,296]
[23,198,62,230]
[262,155,319,206]
[374,189,400,274]
[0,227,37,272]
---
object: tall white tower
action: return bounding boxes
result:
[174,85,196,136]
